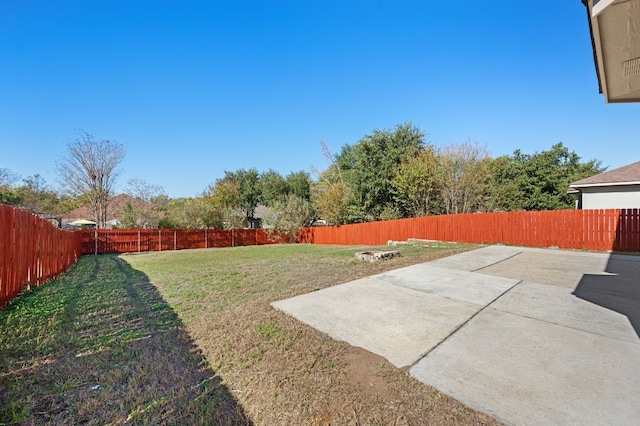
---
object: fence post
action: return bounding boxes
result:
[159,229,161,252]
[138,230,141,253]
[205,229,208,248]
[94,229,98,255]
[232,229,235,247]
[174,230,177,251]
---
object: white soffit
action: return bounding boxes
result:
[590,0,640,102]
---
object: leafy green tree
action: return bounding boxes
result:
[312,177,350,225]
[160,197,223,229]
[0,189,21,206]
[18,175,46,211]
[260,169,288,207]
[260,169,312,208]
[263,194,314,241]
[285,171,312,201]
[336,122,425,221]
[121,200,137,228]
[208,168,261,227]
[13,175,65,215]
[489,143,605,211]
[55,194,88,215]
[207,178,239,209]
[311,141,351,225]
[487,153,528,211]
[0,167,21,206]
[391,145,440,217]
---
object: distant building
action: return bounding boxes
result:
[569,161,640,209]
[60,194,153,228]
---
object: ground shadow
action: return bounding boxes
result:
[573,211,640,338]
[0,254,253,425]
[573,254,640,338]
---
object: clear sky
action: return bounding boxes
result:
[1,1,638,198]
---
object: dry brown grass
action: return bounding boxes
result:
[1,242,501,425]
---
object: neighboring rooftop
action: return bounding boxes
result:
[60,194,152,221]
[570,161,640,187]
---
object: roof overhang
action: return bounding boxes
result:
[570,180,640,189]
[582,0,640,102]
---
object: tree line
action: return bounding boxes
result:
[1,124,604,236]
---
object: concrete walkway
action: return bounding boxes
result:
[271,245,640,425]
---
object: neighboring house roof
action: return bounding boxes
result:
[60,194,152,221]
[570,161,640,189]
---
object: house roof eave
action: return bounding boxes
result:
[569,181,640,190]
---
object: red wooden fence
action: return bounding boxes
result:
[0,204,82,308]
[299,209,640,252]
[3,206,639,308]
[78,228,278,255]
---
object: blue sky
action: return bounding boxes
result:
[1,1,638,198]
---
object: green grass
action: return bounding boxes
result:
[0,254,249,425]
[1,242,499,425]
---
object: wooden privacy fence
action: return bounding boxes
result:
[3,206,639,308]
[79,228,278,255]
[299,209,640,252]
[0,204,82,308]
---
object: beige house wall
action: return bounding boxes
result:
[581,185,640,209]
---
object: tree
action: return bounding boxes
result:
[391,145,440,217]
[437,141,491,214]
[0,167,21,205]
[0,167,20,189]
[336,122,425,221]
[120,200,137,228]
[260,169,288,207]
[311,142,351,225]
[124,178,167,228]
[312,169,351,225]
[263,193,314,241]
[126,178,164,204]
[261,169,312,208]
[57,130,125,228]
[489,143,605,211]
[15,175,61,214]
[285,171,312,201]
[487,153,528,211]
[207,168,261,227]
[159,197,224,229]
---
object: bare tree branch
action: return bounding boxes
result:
[56,130,125,228]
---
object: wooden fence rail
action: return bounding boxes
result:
[1,204,82,308]
[78,228,278,255]
[299,209,640,252]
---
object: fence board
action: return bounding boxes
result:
[4,206,640,308]
[0,205,82,308]
[300,209,640,253]
[78,228,279,255]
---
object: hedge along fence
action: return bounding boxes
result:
[78,228,281,255]
[299,209,640,252]
[0,204,82,308]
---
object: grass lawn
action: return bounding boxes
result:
[1,242,501,425]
